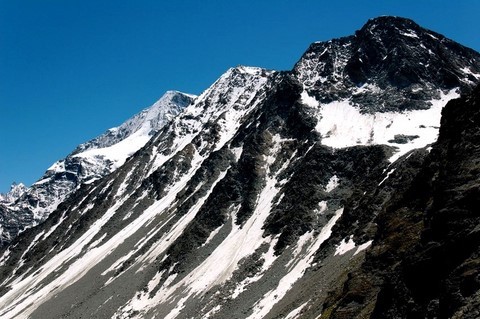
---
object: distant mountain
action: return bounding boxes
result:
[0,183,28,204]
[0,16,479,319]
[0,91,195,246]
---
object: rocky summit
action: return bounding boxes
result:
[0,16,479,319]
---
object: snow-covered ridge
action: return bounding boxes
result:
[39,90,195,209]
[148,66,274,172]
[0,91,195,244]
[73,91,193,155]
[37,90,194,185]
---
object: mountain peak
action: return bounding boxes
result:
[230,65,269,75]
[74,90,196,154]
[161,90,197,102]
[0,182,28,204]
[218,66,273,82]
[357,15,442,45]
[294,16,480,111]
[363,15,419,30]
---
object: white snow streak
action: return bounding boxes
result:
[247,208,344,319]
[378,168,396,186]
[334,236,373,257]
[230,236,279,299]
[325,175,339,192]
[133,166,229,270]
[284,302,309,319]
[202,225,223,247]
[354,240,373,256]
[174,175,279,295]
[42,212,67,240]
[334,236,356,256]
[399,30,419,38]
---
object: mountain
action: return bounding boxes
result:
[0,16,479,319]
[319,83,480,319]
[0,91,195,247]
[0,183,28,204]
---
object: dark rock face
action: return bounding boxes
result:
[294,16,480,112]
[322,85,480,319]
[387,134,419,144]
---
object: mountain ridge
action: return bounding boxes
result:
[0,90,195,247]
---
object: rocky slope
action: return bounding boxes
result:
[318,83,480,319]
[0,16,479,319]
[0,91,195,247]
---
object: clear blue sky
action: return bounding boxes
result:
[1,0,479,193]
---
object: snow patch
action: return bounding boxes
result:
[353,83,382,95]
[399,30,419,38]
[461,66,480,79]
[230,145,244,161]
[80,203,95,215]
[72,129,149,172]
[88,233,107,250]
[354,240,373,256]
[325,175,339,192]
[301,91,319,107]
[285,302,309,319]
[202,225,223,247]
[47,161,65,173]
[335,236,373,257]
[315,89,459,162]
[231,236,279,299]
[316,201,328,215]
[0,249,11,267]
[334,236,356,256]
[42,212,67,239]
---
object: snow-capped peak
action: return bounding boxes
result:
[1,90,196,240]
[73,90,196,154]
[231,65,267,75]
[0,182,29,204]
[68,90,195,172]
[48,89,196,185]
